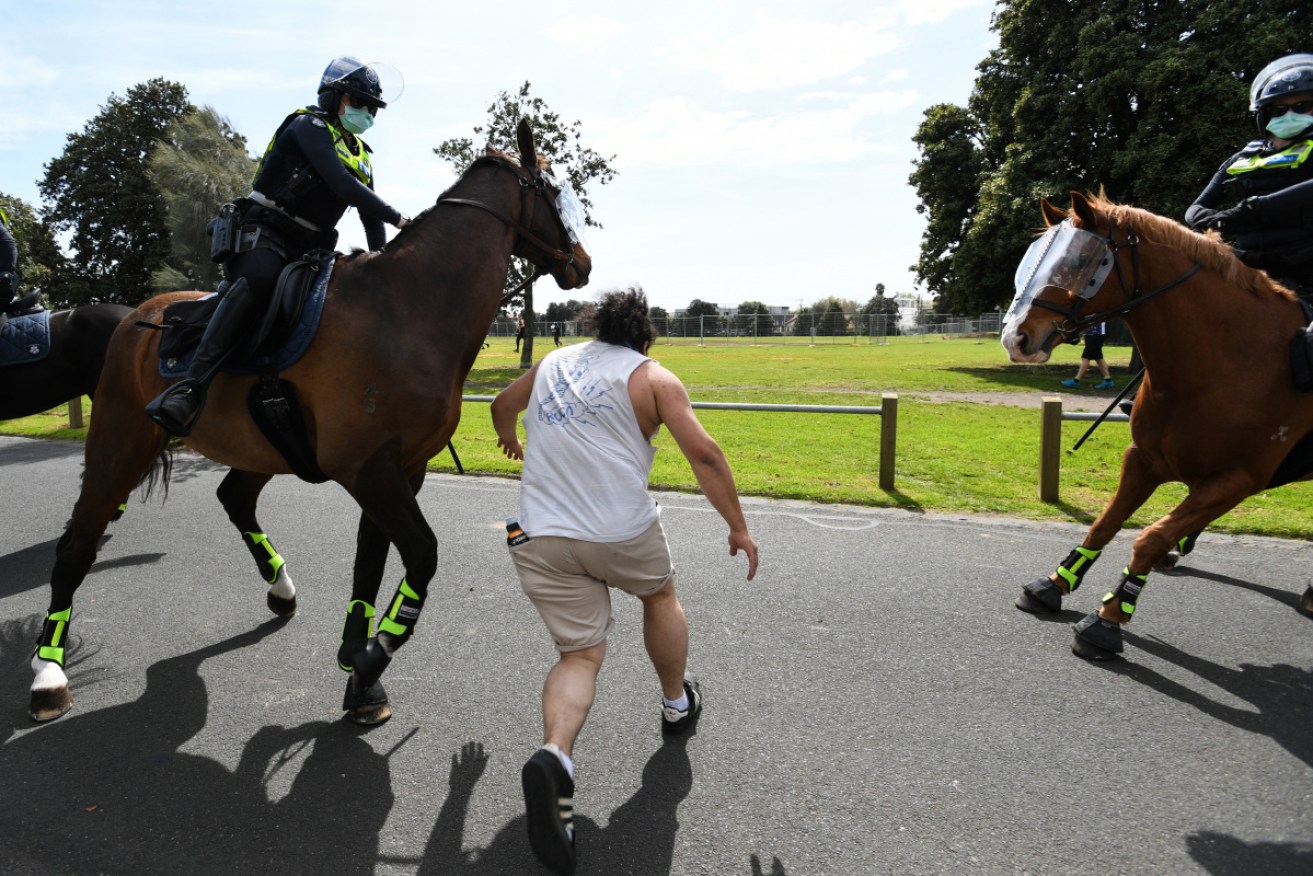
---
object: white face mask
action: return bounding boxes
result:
[340,105,375,135]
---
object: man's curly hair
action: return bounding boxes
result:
[596,287,655,350]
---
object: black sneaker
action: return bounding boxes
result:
[661,678,702,736]
[521,747,576,875]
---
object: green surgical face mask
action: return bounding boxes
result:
[341,105,375,135]
[1266,110,1313,140]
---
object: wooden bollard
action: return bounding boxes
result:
[1039,396,1062,502]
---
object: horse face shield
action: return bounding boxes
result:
[537,172,592,289]
[1003,220,1116,337]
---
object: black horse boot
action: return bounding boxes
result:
[147,278,259,437]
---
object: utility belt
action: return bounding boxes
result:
[208,198,337,265]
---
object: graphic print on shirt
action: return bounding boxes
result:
[536,351,615,428]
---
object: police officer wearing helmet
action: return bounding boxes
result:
[1185,53,1313,297]
[147,56,411,437]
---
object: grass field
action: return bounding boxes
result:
[6,335,1312,539]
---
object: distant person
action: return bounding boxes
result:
[0,207,18,312]
[551,321,561,347]
[515,313,526,352]
[490,288,759,875]
[1061,322,1115,390]
[1184,53,1313,299]
[146,56,409,437]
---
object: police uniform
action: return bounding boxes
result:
[1186,136,1313,293]
[147,57,405,437]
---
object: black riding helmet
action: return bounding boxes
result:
[1249,53,1313,135]
[316,56,387,113]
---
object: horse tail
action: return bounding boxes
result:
[136,440,175,504]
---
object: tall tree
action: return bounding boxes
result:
[434,81,616,368]
[40,78,192,306]
[0,194,66,305]
[148,106,257,292]
[910,0,1309,314]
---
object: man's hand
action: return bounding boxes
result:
[729,530,759,581]
[496,433,524,461]
[1211,198,1262,233]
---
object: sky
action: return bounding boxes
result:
[2,0,1000,315]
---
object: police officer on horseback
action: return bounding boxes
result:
[1186,53,1313,298]
[147,56,410,437]
[0,208,19,313]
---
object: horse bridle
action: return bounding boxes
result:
[435,155,584,301]
[1031,217,1202,342]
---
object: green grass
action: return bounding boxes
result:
[7,336,1312,538]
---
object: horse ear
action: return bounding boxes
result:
[1040,198,1066,227]
[516,119,536,168]
[1070,191,1098,226]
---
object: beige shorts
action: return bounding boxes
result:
[509,519,674,652]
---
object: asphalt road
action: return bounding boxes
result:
[0,435,1310,876]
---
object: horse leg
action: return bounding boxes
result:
[334,506,398,725]
[1072,472,1254,661]
[1017,444,1164,614]
[215,469,297,618]
[341,462,435,726]
[31,429,169,722]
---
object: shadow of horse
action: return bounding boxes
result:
[0,535,166,600]
[1186,830,1313,875]
[1154,565,1306,613]
[0,617,396,874]
[1106,631,1313,770]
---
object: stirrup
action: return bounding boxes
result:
[146,380,207,438]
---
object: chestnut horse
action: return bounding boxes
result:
[29,120,590,722]
[1002,191,1313,660]
[0,303,133,421]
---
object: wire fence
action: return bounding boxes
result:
[486,312,1006,346]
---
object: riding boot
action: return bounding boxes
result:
[146,278,260,437]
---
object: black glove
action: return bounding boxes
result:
[1185,207,1222,232]
[1211,198,1263,234]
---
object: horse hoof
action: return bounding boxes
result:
[29,686,73,722]
[267,592,297,618]
[1301,585,1313,617]
[1016,578,1063,614]
[346,702,393,726]
[1071,611,1124,661]
[1156,551,1180,572]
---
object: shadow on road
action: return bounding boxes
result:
[0,616,395,875]
[1109,631,1313,770]
[1186,830,1313,875]
[418,732,771,875]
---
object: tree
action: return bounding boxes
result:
[434,81,617,368]
[735,300,770,336]
[0,194,66,305]
[147,106,257,292]
[543,299,587,324]
[683,298,721,337]
[40,78,192,306]
[861,284,901,336]
[910,0,1309,314]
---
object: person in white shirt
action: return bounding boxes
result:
[491,287,758,875]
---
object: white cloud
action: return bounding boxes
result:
[897,0,994,27]
[590,89,921,169]
[544,17,625,54]
[663,13,900,92]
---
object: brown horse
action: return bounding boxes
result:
[0,303,133,421]
[29,120,590,722]
[1002,191,1313,660]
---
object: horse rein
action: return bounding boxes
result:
[1031,218,1202,342]
[434,155,581,302]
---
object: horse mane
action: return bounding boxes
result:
[380,145,546,252]
[1086,193,1297,303]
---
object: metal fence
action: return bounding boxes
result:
[486,312,1006,346]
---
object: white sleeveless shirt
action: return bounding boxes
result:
[519,340,660,541]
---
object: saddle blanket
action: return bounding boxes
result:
[0,311,51,366]
[160,260,332,378]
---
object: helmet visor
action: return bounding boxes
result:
[549,174,591,257]
[321,59,404,109]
